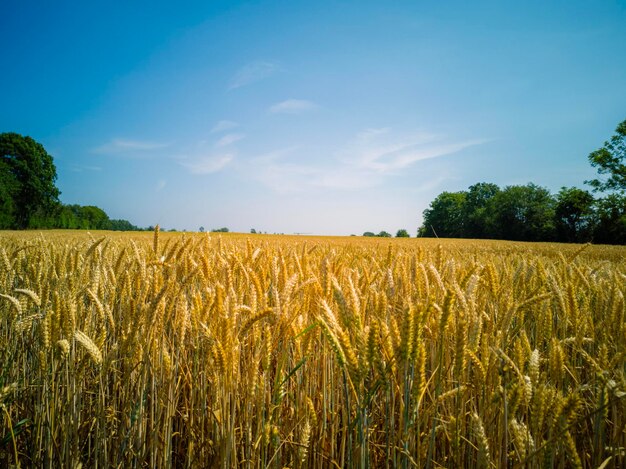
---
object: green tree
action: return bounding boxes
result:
[0,133,60,228]
[592,193,626,244]
[462,182,500,238]
[487,184,556,241]
[396,229,410,238]
[554,187,595,243]
[363,232,375,237]
[377,231,392,238]
[80,206,110,229]
[109,219,138,231]
[0,158,18,228]
[586,119,626,193]
[418,191,467,238]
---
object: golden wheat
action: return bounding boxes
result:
[0,230,624,467]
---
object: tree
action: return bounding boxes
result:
[462,182,500,238]
[377,231,392,238]
[418,191,467,238]
[554,187,595,243]
[486,184,556,241]
[0,157,18,228]
[586,119,626,193]
[363,232,376,237]
[109,219,139,231]
[0,133,60,228]
[592,193,626,244]
[199,226,205,233]
[396,229,410,238]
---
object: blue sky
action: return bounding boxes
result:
[2,0,625,234]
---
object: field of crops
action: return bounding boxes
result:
[0,229,625,468]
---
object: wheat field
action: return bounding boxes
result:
[0,229,625,468]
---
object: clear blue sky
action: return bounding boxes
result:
[2,0,625,234]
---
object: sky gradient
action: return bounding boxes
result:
[2,0,626,235]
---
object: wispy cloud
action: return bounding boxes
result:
[268,99,319,114]
[229,61,280,90]
[211,120,239,134]
[70,164,102,172]
[181,154,234,175]
[245,128,488,193]
[93,138,169,154]
[215,133,245,148]
[339,128,487,174]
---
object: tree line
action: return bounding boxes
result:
[418,119,626,244]
[1,132,140,230]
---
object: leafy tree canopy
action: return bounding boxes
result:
[396,229,410,238]
[486,184,556,241]
[0,132,60,228]
[587,119,626,193]
[554,187,595,243]
[418,191,467,238]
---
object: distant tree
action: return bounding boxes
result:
[80,206,109,229]
[0,158,18,228]
[377,231,392,238]
[554,187,595,242]
[418,191,467,238]
[0,132,60,228]
[586,119,626,193]
[487,184,556,241]
[199,226,205,233]
[109,219,138,231]
[462,182,500,238]
[592,193,626,244]
[363,231,376,237]
[211,227,229,233]
[250,228,257,234]
[396,229,410,238]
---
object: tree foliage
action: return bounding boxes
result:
[586,119,626,193]
[554,187,595,243]
[0,132,60,228]
[488,184,556,241]
[418,180,626,244]
[395,229,410,238]
[592,193,626,244]
[417,191,466,238]
[463,182,500,238]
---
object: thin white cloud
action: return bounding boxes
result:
[211,120,239,134]
[181,154,234,175]
[229,61,280,90]
[245,129,488,193]
[341,130,486,174]
[251,146,301,164]
[269,99,319,114]
[215,133,245,148]
[70,164,102,172]
[93,138,169,154]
